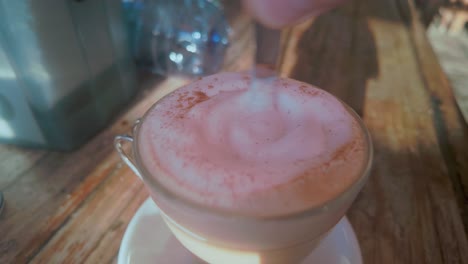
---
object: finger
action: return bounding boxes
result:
[243,0,346,28]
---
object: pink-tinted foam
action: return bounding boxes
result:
[138,72,368,216]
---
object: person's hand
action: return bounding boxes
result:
[243,0,349,28]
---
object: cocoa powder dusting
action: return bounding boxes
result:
[192,91,209,104]
[299,85,320,96]
[329,143,350,161]
[174,91,210,119]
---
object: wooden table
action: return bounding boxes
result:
[1,0,468,263]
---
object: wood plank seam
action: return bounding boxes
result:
[22,162,122,263]
[80,185,146,264]
[406,0,468,235]
[2,154,50,191]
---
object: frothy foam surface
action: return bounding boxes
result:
[138,72,368,216]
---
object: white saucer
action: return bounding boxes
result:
[118,198,363,264]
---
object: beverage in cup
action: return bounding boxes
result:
[115,71,372,263]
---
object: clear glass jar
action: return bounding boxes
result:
[124,0,253,75]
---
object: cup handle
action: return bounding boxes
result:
[114,134,143,180]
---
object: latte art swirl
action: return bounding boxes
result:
[138,72,368,216]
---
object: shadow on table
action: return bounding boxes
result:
[287,0,414,115]
[289,1,468,261]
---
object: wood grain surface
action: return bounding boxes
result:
[1,0,467,263]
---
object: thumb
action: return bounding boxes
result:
[243,0,347,28]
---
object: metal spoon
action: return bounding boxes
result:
[252,22,281,79]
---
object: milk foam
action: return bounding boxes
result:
[138,72,368,216]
